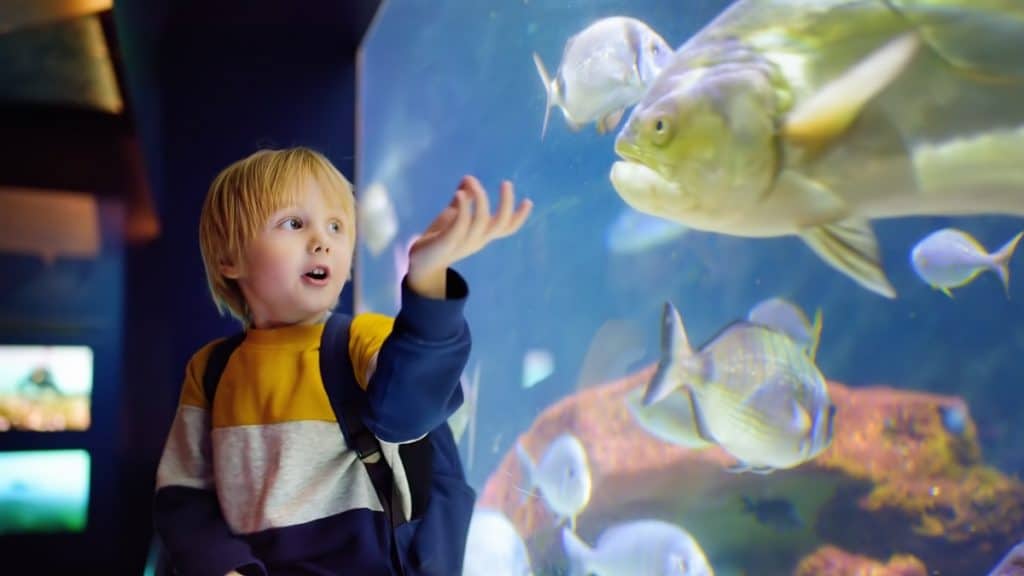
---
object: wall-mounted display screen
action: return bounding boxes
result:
[0,345,92,431]
[0,449,90,534]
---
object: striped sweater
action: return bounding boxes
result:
[154,272,472,576]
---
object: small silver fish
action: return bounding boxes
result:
[988,541,1024,576]
[516,433,592,530]
[463,508,534,576]
[357,181,398,257]
[644,301,836,473]
[911,228,1023,297]
[561,519,714,576]
[575,318,646,390]
[606,208,689,255]
[533,16,672,139]
[746,298,823,359]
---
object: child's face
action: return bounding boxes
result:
[224,179,354,328]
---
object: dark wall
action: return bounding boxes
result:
[110,1,379,572]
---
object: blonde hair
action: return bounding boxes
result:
[198,147,355,324]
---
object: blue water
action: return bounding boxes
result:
[357,1,1024,574]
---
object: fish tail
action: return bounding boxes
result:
[532,52,556,140]
[643,301,699,406]
[992,231,1023,297]
[561,526,591,576]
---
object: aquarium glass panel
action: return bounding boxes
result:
[358,2,1024,574]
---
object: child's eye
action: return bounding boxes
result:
[329,221,343,234]
[281,217,302,230]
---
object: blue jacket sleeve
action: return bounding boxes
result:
[154,486,266,576]
[152,359,266,576]
[365,268,471,443]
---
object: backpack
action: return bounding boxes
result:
[203,313,475,575]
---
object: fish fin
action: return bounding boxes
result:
[744,381,812,437]
[800,218,897,298]
[532,52,558,141]
[561,526,591,576]
[783,33,920,148]
[643,301,700,406]
[515,442,536,503]
[625,18,644,81]
[596,108,626,135]
[808,308,823,361]
[939,286,955,299]
[728,462,776,474]
[746,297,818,353]
[884,0,1024,82]
[686,387,716,444]
[776,170,849,227]
[625,387,711,448]
[992,231,1023,297]
[726,462,751,474]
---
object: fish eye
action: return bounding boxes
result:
[649,116,673,146]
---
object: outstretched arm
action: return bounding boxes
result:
[361,176,531,443]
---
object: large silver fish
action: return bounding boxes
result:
[534,16,673,139]
[643,301,836,473]
[609,0,1024,298]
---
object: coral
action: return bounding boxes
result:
[478,364,1024,575]
[795,546,927,576]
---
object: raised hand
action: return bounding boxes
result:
[407,176,532,298]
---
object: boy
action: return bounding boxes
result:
[153,147,531,575]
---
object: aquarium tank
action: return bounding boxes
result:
[355,1,1024,574]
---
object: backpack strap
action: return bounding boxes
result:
[319,313,406,574]
[202,332,247,408]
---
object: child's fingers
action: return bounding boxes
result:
[488,181,515,236]
[446,187,473,247]
[501,199,533,237]
[464,178,491,243]
[423,206,458,238]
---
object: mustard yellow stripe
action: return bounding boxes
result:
[179,338,226,410]
[349,312,395,391]
[212,344,336,427]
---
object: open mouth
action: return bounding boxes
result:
[304,266,330,283]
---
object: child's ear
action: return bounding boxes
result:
[220,258,243,279]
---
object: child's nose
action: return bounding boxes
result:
[308,235,330,254]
